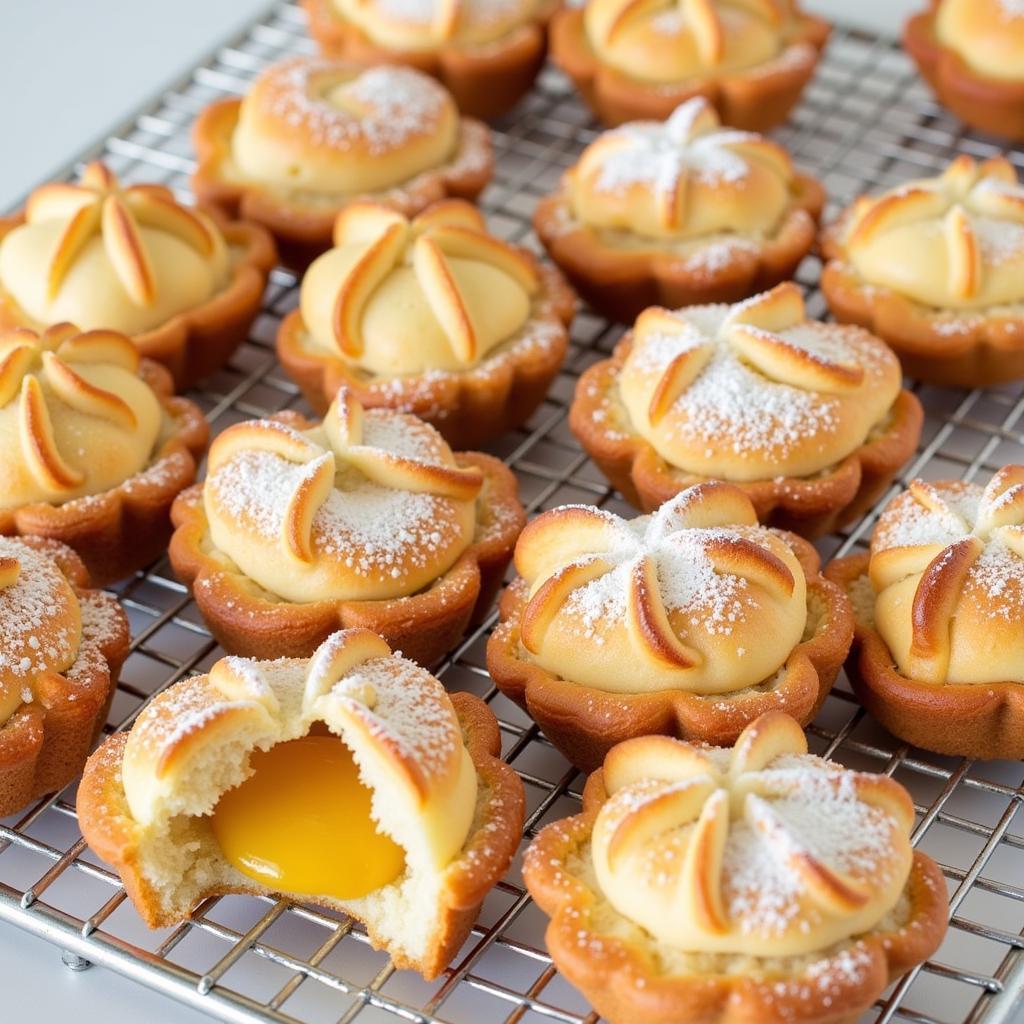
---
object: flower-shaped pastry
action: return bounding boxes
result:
[535,98,825,322]
[0,163,275,389]
[904,0,1024,142]
[276,200,574,447]
[822,155,1024,387]
[524,712,948,1024]
[827,467,1024,759]
[78,628,525,979]
[0,324,207,585]
[303,0,558,119]
[0,535,129,816]
[572,284,922,535]
[193,59,493,268]
[487,483,853,770]
[551,0,830,130]
[171,388,524,663]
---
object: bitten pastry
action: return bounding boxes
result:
[905,1,1024,142]
[826,467,1024,760]
[303,0,557,119]
[0,163,275,389]
[486,484,853,771]
[821,155,1024,388]
[0,324,208,586]
[170,388,524,663]
[535,98,825,323]
[524,712,948,1024]
[571,284,922,536]
[276,200,575,447]
[78,629,525,978]
[0,535,129,817]
[551,0,830,130]
[192,58,494,268]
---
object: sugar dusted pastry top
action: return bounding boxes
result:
[203,389,483,604]
[231,59,460,195]
[0,163,230,335]
[590,712,915,955]
[120,628,477,872]
[585,0,803,85]
[0,324,162,509]
[835,155,1024,311]
[869,467,1024,686]
[617,283,902,482]
[300,200,540,374]
[934,0,1024,82]
[566,98,801,241]
[330,0,541,49]
[513,483,807,694]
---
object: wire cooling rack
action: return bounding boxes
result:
[2,4,1023,1023]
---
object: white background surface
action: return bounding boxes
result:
[0,1,918,1022]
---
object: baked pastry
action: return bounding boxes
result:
[170,388,524,664]
[192,58,494,269]
[534,97,825,323]
[486,483,853,771]
[0,162,276,389]
[905,1,1024,142]
[826,467,1024,760]
[524,711,948,1024]
[0,535,129,817]
[571,283,922,536]
[551,0,830,130]
[276,200,575,448]
[302,0,557,119]
[821,155,1024,388]
[0,323,208,586]
[78,628,525,978]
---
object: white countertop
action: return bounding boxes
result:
[0,1,919,1022]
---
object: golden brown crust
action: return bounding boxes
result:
[77,689,524,980]
[569,332,923,538]
[0,538,129,816]
[169,408,524,664]
[486,532,853,772]
[523,765,948,1024]
[191,96,494,271]
[825,551,1024,759]
[550,5,830,131]
[302,0,558,120]
[276,262,575,449]
[0,360,209,586]
[0,213,276,392]
[904,4,1024,143]
[534,174,824,324]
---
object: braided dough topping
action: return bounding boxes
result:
[585,0,800,85]
[0,323,162,508]
[870,467,1024,685]
[935,0,1024,81]
[231,59,460,194]
[513,483,807,694]
[618,283,902,482]
[0,163,230,334]
[568,98,800,240]
[300,200,540,373]
[203,389,483,603]
[331,0,540,49]
[591,712,915,955]
[837,155,1024,310]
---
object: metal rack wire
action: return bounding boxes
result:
[1,4,1023,1022]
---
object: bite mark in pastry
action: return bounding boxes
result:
[571,283,923,536]
[77,628,525,979]
[826,467,1024,759]
[524,711,948,1024]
